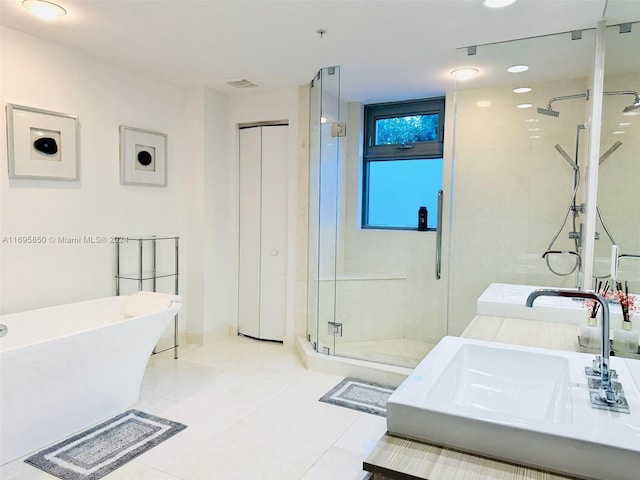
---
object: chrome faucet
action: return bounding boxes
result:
[526,289,622,408]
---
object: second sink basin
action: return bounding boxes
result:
[387,336,640,480]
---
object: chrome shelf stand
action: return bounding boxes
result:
[115,235,179,359]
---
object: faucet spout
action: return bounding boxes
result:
[526,289,616,405]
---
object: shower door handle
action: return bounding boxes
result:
[435,190,443,280]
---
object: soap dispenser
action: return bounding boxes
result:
[418,206,428,231]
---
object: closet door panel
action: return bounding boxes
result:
[238,127,262,338]
[260,125,288,275]
[259,125,288,341]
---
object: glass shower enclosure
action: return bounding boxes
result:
[307,66,447,367]
[307,22,631,369]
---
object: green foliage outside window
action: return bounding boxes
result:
[375,114,439,145]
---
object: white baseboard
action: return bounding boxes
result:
[184,332,204,345]
[155,332,189,350]
[282,334,297,351]
[202,325,235,343]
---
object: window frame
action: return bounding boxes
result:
[364,97,445,160]
[361,97,445,230]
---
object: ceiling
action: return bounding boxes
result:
[1,0,639,102]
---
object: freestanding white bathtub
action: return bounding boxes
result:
[0,292,182,465]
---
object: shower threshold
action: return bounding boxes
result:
[295,337,413,388]
[334,339,436,369]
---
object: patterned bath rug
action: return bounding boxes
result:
[24,409,187,480]
[319,378,395,417]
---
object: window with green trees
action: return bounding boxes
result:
[362,97,445,230]
[375,113,439,145]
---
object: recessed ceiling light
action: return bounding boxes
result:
[528,128,540,131]
[612,131,626,135]
[476,100,491,108]
[517,103,533,109]
[450,68,479,80]
[529,135,541,139]
[484,0,517,8]
[22,0,66,19]
[513,87,532,94]
[507,65,529,73]
[619,122,632,126]
[525,118,539,123]
[623,111,640,116]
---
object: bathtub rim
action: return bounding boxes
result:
[0,295,182,353]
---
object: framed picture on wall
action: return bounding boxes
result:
[6,104,79,180]
[119,125,167,186]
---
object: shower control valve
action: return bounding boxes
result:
[571,204,585,214]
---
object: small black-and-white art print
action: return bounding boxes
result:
[135,144,155,171]
[30,128,61,162]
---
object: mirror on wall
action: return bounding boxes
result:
[447,29,597,330]
[596,22,640,293]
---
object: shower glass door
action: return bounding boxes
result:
[308,67,450,367]
[447,29,597,333]
[308,66,341,355]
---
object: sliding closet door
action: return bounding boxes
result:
[238,124,288,341]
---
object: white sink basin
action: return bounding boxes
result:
[477,283,632,328]
[387,336,640,480]
[426,343,572,424]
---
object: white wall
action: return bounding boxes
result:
[0,27,191,321]
[203,88,233,334]
[0,27,315,347]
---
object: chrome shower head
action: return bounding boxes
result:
[623,96,640,113]
[603,90,640,113]
[537,91,589,118]
[537,106,560,117]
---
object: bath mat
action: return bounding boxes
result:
[319,378,395,417]
[24,409,186,480]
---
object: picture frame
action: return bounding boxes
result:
[119,125,167,187]
[6,104,79,180]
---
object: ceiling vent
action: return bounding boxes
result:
[226,78,259,89]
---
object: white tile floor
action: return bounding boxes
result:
[1,335,387,480]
